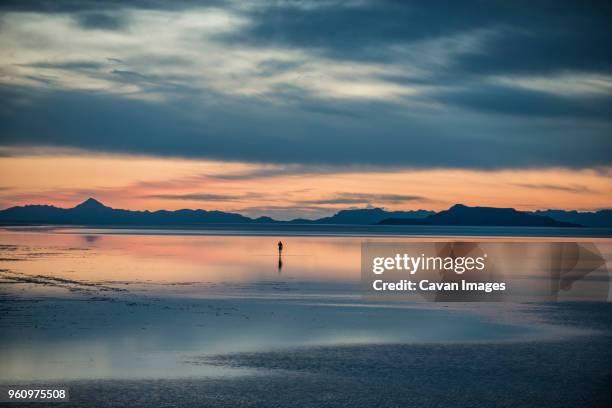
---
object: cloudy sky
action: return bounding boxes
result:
[0,0,610,219]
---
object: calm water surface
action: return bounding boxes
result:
[0,228,610,381]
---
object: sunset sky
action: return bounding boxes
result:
[0,1,610,219]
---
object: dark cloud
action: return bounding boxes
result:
[258,84,366,119]
[75,12,127,30]
[0,0,223,13]
[111,70,149,80]
[438,84,612,119]
[225,1,612,76]
[512,183,593,193]
[0,85,610,169]
[143,193,262,201]
[210,166,335,180]
[303,193,427,205]
[23,61,106,70]
[225,1,489,59]
[256,59,304,77]
[3,1,611,75]
[0,0,223,34]
[0,1,611,170]
[452,17,612,76]
[211,168,303,180]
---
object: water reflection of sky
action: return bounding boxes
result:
[0,229,609,381]
[1,229,610,288]
[1,296,572,381]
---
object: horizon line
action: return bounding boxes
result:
[2,197,610,222]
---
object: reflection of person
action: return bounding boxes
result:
[278,241,283,254]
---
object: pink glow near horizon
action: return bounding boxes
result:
[0,153,610,220]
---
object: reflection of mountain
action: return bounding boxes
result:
[0,199,606,227]
[379,204,579,227]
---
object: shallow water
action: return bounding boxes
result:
[0,228,610,383]
[1,228,610,293]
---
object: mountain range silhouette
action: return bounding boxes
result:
[0,198,610,227]
[379,204,581,227]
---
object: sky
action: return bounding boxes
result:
[0,0,610,219]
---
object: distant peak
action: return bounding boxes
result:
[447,203,514,212]
[74,197,109,210]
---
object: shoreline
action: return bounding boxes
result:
[2,225,612,238]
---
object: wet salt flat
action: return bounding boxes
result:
[0,227,611,403]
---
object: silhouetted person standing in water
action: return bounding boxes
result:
[277,241,284,274]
